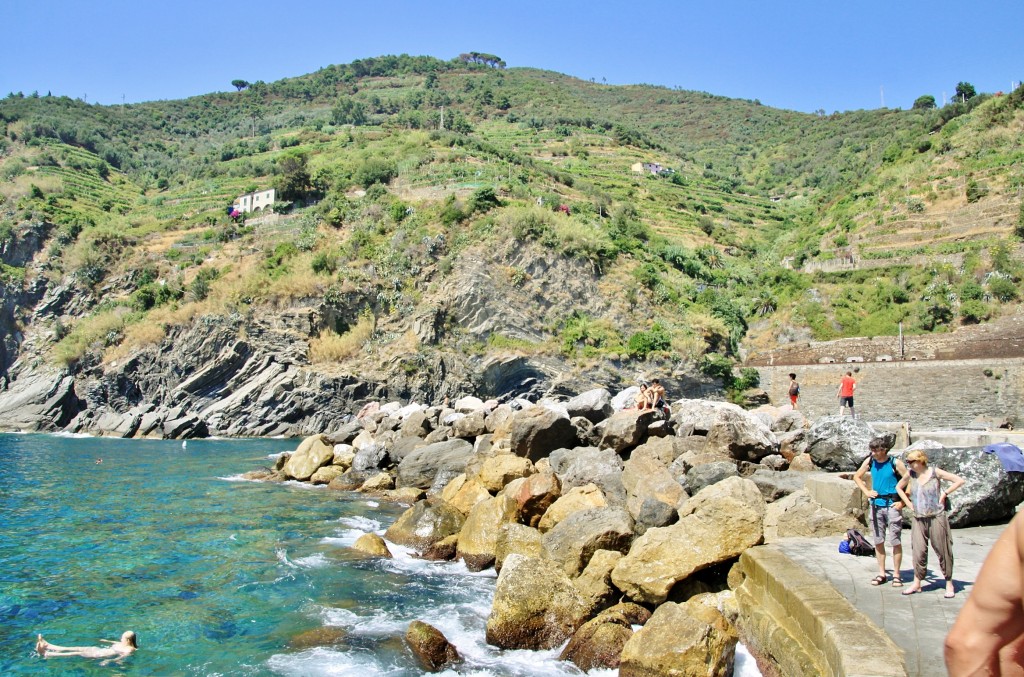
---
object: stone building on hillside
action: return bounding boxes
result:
[232,188,276,214]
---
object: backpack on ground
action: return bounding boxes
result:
[845,528,874,556]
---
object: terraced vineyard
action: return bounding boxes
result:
[1,56,1021,370]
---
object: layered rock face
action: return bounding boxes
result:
[2,229,727,438]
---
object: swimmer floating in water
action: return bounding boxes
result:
[36,631,137,665]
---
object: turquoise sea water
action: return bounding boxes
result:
[1,433,759,676]
[0,434,560,675]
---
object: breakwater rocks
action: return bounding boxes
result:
[248,391,1024,674]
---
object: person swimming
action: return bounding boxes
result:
[36,630,137,664]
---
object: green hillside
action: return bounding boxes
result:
[1,54,1022,391]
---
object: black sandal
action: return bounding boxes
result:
[870,575,887,586]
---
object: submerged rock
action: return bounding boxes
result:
[405,620,460,672]
[352,532,392,558]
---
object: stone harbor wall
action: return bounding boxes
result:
[755,358,1024,429]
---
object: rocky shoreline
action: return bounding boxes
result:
[244,388,1024,674]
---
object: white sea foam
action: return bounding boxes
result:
[363,500,379,508]
[733,642,763,676]
[291,553,331,569]
[218,474,262,483]
[267,451,288,460]
[267,646,399,676]
[282,479,325,490]
[336,515,383,532]
[275,549,332,570]
[50,431,95,438]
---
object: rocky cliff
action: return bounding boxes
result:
[0,220,713,438]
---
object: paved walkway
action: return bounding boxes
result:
[776,524,1007,676]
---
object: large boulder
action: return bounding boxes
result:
[398,410,432,438]
[548,446,626,505]
[384,499,466,549]
[440,474,492,515]
[763,490,861,542]
[804,416,878,471]
[494,523,543,573]
[351,442,390,473]
[511,471,561,528]
[538,484,608,532]
[772,409,809,434]
[475,454,535,493]
[283,434,335,481]
[905,446,1024,527]
[456,493,519,571]
[703,406,778,462]
[405,620,460,672]
[595,409,659,454]
[396,439,474,489]
[611,477,766,605]
[559,606,636,672]
[683,460,738,495]
[496,406,578,461]
[542,507,635,577]
[565,388,614,423]
[619,598,738,677]
[622,451,685,533]
[573,549,624,613]
[747,468,806,502]
[671,399,735,435]
[309,465,344,485]
[451,410,488,439]
[485,554,590,650]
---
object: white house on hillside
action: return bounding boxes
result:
[233,188,276,214]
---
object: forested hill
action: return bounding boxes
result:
[0,54,1022,418]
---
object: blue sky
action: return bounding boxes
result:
[5,0,1022,113]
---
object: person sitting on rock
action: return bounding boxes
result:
[36,631,137,665]
[647,378,666,409]
[635,384,650,410]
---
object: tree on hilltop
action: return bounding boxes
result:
[457,52,506,69]
[232,79,251,91]
[955,82,976,102]
[912,94,936,109]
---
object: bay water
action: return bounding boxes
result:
[0,433,760,675]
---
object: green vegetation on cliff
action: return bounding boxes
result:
[1,55,1022,381]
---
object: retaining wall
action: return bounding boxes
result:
[754,358,1024,429]
[734,546,906,677]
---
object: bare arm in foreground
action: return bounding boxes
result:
[945,512,1024,675]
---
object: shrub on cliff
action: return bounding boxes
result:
[308,309,375,363]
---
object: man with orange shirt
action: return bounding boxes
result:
[837,371,857,418]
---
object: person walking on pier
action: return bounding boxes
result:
[897,449,965,598]
[854,438,909,586]
[837,371,856,418]
[787,373,800,409]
